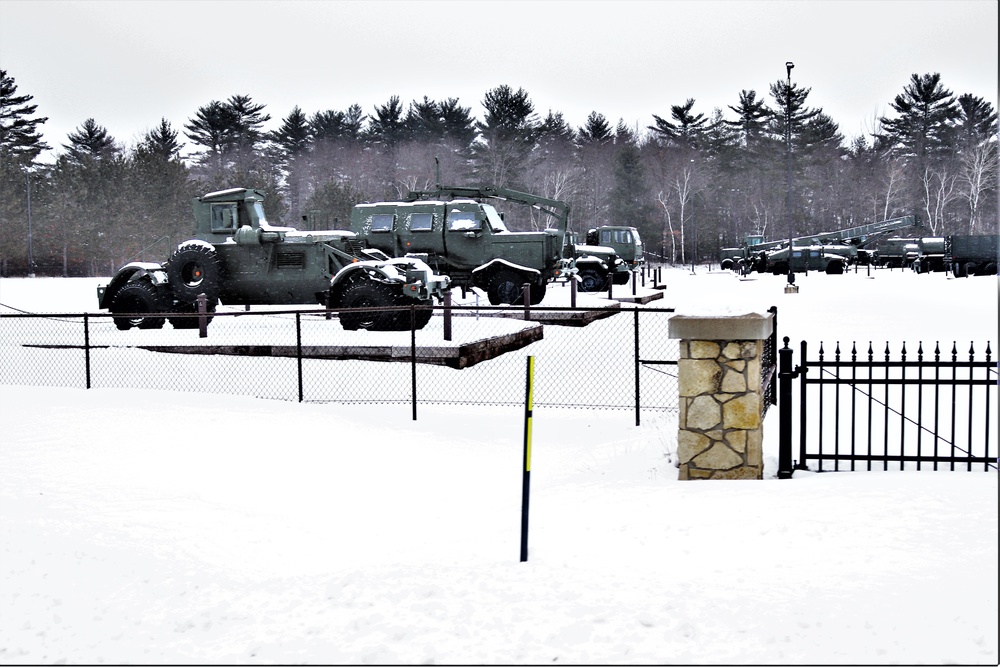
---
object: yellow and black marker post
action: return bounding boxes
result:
[520,355,534,562]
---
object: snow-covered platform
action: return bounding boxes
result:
[132,321,543,369]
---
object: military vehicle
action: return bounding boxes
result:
[758,243,855,274]
[97,188,451,331]
[721,216,922,275]
[584,225,645,281]
[913,237,946,273]
[351,184,641,301]
[875,237,919,269]
[946,234,999,276]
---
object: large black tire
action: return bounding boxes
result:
[167,299,217,329]
[338,280,400,331]
[770,261,789,276]
[486,270,526,305]
[165,242,223,305]
[394,298,434,330]
[578,268,609,292]
[825,260,845,275]
[110,280,166,330]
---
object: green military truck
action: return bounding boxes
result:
[759,243,855,275]
[351,184,640,302]
[946,234,999,276]
[875,237,919,269]
[98,188,451,331]
[351,186,568,305]
[584,225,645,281]
[913,237,946,273]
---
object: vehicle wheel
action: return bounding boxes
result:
[612,271,631,285]
[110,280,166,330]
[825,260,845,275]
[338,280,399,331]
[770,261,789,276]
[398,302,434,330]
[578,268,609,292]
[167,299,217,329]
[166,242,223,305]
[487,270,526,305]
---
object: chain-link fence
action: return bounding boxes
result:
[1,304,680,420]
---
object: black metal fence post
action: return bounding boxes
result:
[633,309,641,426]
[443,290,452,341]
[295,312,304,402]
[777,336,795,478]
[411,305,417,421]
[83,313,92,389]
[197,293,208,338]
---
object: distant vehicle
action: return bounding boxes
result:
[875,238,919,269]
[946,234,999,277]
[719,216,921,275]
[758,244,854,275]
[913,237,946,273]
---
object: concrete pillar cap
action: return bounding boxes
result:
[668,312,774,340]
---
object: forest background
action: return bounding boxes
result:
[0,68,997,278]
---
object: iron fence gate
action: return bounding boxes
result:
[778,338,998,475]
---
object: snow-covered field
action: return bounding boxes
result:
[1,267,997,664]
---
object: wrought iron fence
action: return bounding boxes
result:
[778,337,998,474]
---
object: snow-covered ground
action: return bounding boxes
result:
[1,267,997,665]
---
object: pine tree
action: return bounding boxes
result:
[578,112,613,145]
[474,85,538,187]
[270,106,311,157]
[63,118,119,162]
[648,98,709,150]
[0,69,50,165]
[878,73,959,162]
[366,96,407,148]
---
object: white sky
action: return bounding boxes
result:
[1,0,997,162]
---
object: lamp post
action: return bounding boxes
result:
[25,168,35,278]
[785,61,794,286]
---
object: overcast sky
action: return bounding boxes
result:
[1,0,997,163]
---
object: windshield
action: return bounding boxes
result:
[483,205,508,233]
[252,201,269,226]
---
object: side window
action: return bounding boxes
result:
[370,213,394,232]
[600,230,612,245]
[409,213,433,231]
[211,203,238,232]
[448,211,480,231]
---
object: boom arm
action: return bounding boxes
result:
[746,215,921,251]
[405,185,571,237]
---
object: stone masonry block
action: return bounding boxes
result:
[687,395,722,430]
[722,393,761,430]
[678,359,722,396]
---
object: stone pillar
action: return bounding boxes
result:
[668,313,774,480]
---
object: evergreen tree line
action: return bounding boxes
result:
[1,69,996,277]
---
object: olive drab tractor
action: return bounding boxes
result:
[97,188,451,331]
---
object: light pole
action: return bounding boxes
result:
[25,168,35,278]
[785,61,794,286]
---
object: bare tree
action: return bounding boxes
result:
[920,164,959,234]
[956,139,998,234]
